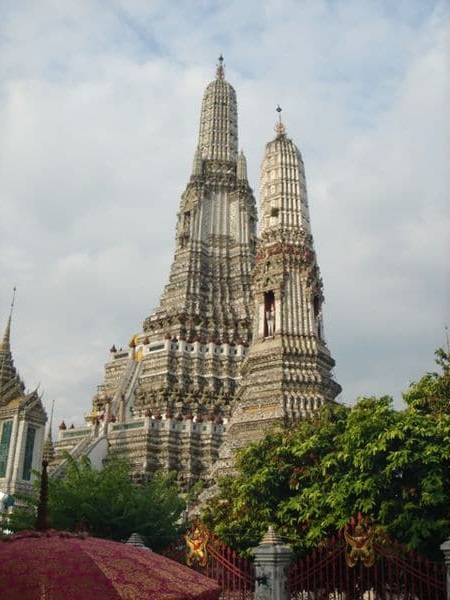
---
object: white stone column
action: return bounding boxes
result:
[253,526,293,600]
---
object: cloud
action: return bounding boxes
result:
[0,0,448,434]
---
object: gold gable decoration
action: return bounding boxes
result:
[186,520,209,567]
[344,513,376,568]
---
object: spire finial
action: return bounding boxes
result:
[10,286,16,316]
[216,54,225,80]
[1,286,16,349]
[275,105,286,137]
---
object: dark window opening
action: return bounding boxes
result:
[22,426,36,481]
[0,421,13,478]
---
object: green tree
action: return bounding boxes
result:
[403,348,450,415]
[204,394,450,559]
[6,454,185,551]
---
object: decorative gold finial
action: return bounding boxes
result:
[275,104,286,137]
[216,54,225,80]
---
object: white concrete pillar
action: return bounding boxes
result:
[253,526,293,600]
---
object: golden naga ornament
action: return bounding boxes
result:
[186,521,209,567]
[344,514,376,568]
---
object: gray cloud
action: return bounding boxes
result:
[0,0,448,433]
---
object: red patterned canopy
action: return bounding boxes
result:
[0,530,221,600]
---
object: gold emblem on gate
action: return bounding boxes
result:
[344,514,376,568]
[186,520,209,567]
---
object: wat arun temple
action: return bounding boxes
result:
[1,57,341,496]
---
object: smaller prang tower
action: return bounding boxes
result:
[226,110,341,449]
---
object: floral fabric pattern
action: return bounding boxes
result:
[0,530,221,600]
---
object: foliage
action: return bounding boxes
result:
[5,454,185,551]
[403,348,450,415]
[203,360,450,559]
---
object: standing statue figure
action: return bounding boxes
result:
[186,521,209,567]
[266,306,275,337]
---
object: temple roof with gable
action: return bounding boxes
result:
[0,309,47,423]
[0,314,25,407]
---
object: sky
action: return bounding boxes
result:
[0,0,449,433]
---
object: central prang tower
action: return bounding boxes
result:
[137,55,257,414]
[73,57,257,488]
[143,56,256,350]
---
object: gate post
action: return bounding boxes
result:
[253,526,293,600]
[441,536,450,599]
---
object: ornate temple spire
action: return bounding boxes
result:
[0,287,25,405]
[225,116,341,450]
[1,286,15,353]
[260,108,312,236]
[134,58,256,449]
[144,56,255,341]
[1,315,11,352]
[197,55,238,162]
